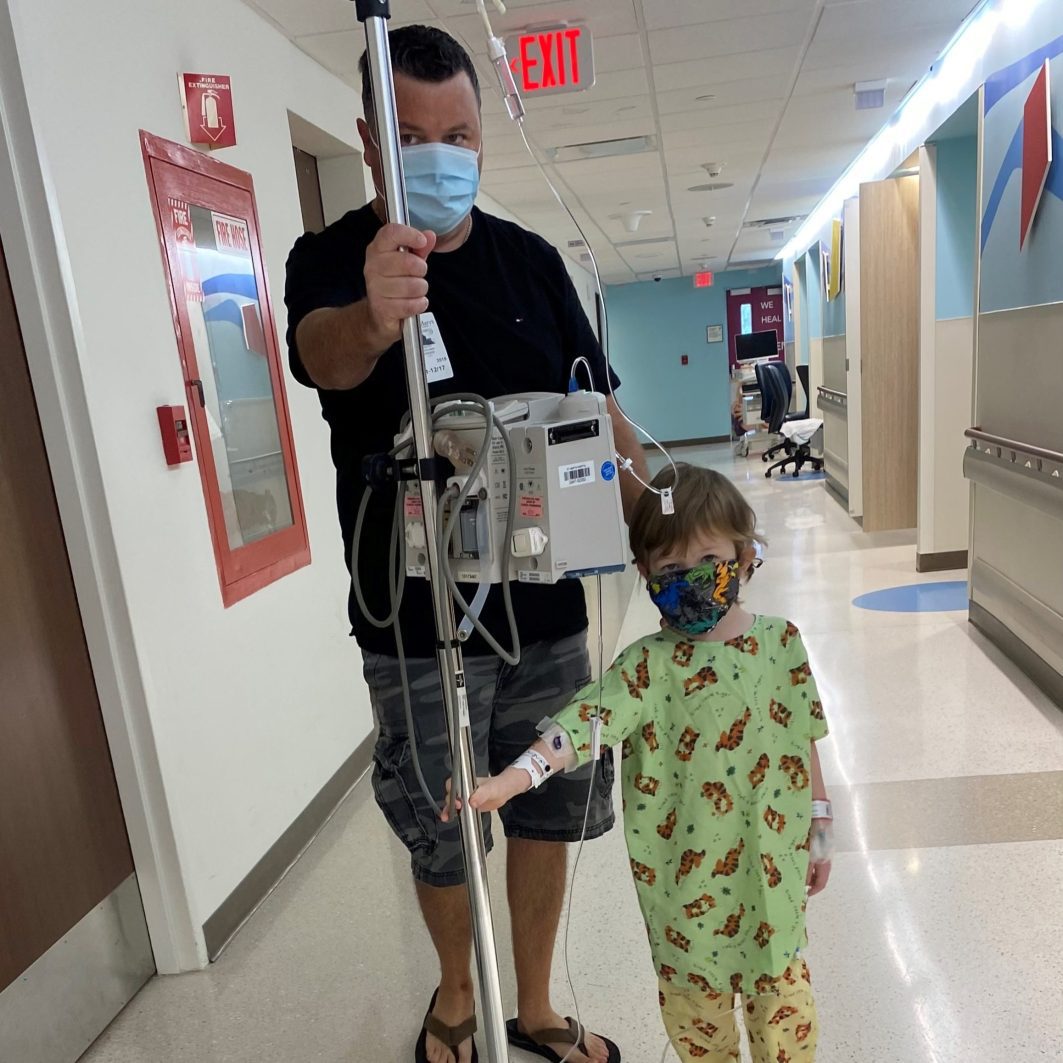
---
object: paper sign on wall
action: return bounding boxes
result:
[212,212,251,256]
[181,73,237,149]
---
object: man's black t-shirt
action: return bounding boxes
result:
[284,205,619,657]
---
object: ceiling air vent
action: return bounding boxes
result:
[855,80,887,111]
[547,135,657,164]
[743,216,804,230]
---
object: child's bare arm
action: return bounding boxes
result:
[440,733,574,822]
[811,740,828,801]
[807,740,833,896]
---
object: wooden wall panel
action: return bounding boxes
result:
[859,175,921,532]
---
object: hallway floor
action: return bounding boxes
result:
[83,445,1063,1063]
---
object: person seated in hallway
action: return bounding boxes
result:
[283,23,645,1063]
[446,464,835,1063]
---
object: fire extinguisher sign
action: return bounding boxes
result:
[181,73,237,150]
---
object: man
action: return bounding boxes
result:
[285,25,647,1063]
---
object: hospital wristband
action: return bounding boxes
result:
[511,749,553,790]
[811,799,833,821]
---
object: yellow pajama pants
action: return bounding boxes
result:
[659,959,818,1062]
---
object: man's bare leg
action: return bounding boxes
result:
[415,881,475,1063]
[508,838,609,1063]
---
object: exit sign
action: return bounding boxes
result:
[694,271,714,288]
[505,25,595,97]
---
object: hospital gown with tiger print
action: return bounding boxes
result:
[553,616,829,994]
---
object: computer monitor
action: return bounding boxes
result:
[735,329,779,362]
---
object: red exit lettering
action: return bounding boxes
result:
[514,27,583,92]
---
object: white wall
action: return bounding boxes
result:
[918,145,975,562]
[8,0,374,967]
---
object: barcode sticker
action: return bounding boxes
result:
[559,461,595,488]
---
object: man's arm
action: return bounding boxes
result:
[293,222,436,391]
[607,396,650,522]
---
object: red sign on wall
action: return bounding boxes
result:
[181,74,237,149]
[694,271,714,289]
[1020,60,1052,250]
[504,25,595,96]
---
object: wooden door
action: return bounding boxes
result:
[860,175,920,532]
[0,236,153,1058]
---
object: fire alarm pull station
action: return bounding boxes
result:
[157,405,193,466]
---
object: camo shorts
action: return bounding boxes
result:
[362,630,615,887]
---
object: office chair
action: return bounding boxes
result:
[753,362,777,431]
[761,363,803,463]
[764,364,823,479]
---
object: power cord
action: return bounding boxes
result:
[557,573,606,1063]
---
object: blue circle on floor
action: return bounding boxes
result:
[852,581,968,613]
[777,469,825,481]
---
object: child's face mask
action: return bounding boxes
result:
[647,559,742,636]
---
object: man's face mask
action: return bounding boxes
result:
[647,559,743,636]
[398,141,481,235]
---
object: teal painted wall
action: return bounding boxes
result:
[823,284,846,338]
[605,265,783,441]
[934,135,979,320]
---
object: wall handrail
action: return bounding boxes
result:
[964,428,1063,466]
[817,386,848,401]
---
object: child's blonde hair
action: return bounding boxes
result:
[629,463,764,568]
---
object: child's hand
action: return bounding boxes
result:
[806,816,833,896]
[806,858,831,896]
[440,767,530,822]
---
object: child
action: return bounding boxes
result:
[446,463,833,1062]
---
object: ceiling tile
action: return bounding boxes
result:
[653,47,803,93]
[649,11,813,66]
[428,0,639,40]
[813,0,977,43]
[641,0,816,32]
[803,29,941,74]
[657,100,783,136]
[655,76,791,115]
[593,34,644,74]
[250,0,434,37]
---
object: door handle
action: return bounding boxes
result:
[188,378,205,407]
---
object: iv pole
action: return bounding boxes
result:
[352,2,511,1060]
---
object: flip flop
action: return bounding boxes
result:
[506,1017,621,1063]
[415,989,479,1063]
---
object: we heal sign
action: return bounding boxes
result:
[505,25,595,96]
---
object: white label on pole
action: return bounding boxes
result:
[455,670,470,727]
[420,312,454,381]
[559,460,595,488]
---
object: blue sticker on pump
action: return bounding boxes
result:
[601,460,616,481]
